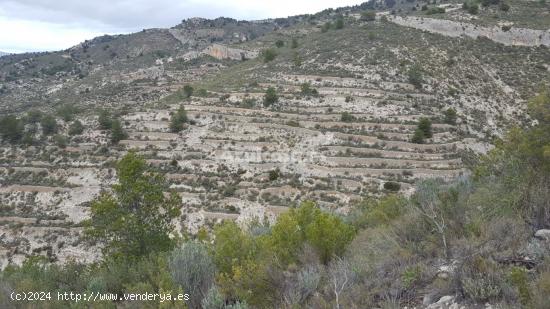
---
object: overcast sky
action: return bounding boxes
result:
[0,0,365,53]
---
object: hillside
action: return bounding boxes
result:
[0,0,549,308]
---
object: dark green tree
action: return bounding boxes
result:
[53,134,67,148]
[25,110,43,124]
[444,108,458,125]
[110,119,127,144]
[334,16,344,29]
[183,85,194,98]
[341,112,355,122]
[68,120,84,136]
[412,128,426,144]
[40,115,58,135]
[0,115,24,143]
[361,10,376,21]
[56,104,79,122]
[169,106,188,133]
[418,117,433,138]
[98,110,112,130]
[263,87,279,107]
[261,49,277,63]
[408,64,424,89]
[85,152,182,260]
[275,40,284,48]
[291,38,298,49]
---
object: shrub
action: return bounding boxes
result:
[426,7,446,14]
[321,22,332,33]
[183,85,194,98]
[170,106,188,133]
[340,112,355,122]
[98,110,112,130]
[509,267,530,306]
[300,83,318,97]
[263,87,278,107]
[269,169,280,181]
[499,2,510,11]
[481,0,501,6]
[463,0,479,14]
[275,40,284,48]
[444,108,458,125]
[0,115,23,143]
[68,120,84,136]
[291,38,298,48]
[169,243,216,309]
[411,128,425,144]
[56,104,78,122]
[408,65,423,89]
[53,134,67,148]
[360,10,376,21]
[202,286,225,309]
[261,49,277,62]
[25,109,43,123]
[418,117,433,138]
[334,16,344,29]
[383,181,401,192]
[110,119,127,144]
[40,115,58,135]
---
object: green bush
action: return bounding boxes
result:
[444,108,458,125]
[0,115,23,143]
[275,40,284,48]
[53,134,67,148]
[334,16,344,29]
[169,243,216,309]
[408,64,423,89]
[300,83,318,97]
[97,110,112,130]
[110,119,127,144]
[25,110,43,123]
[56,104,79,122]
[183,85,194,98]
[360,10,376,21]
[463,0,479,14]
[341,112,355,122]
[383,181,401,192]
[425,7,446,14]
[418,117,433,138]
[411,128,425,144]
[40,115,58,135]
[68,120,84,135]
[263,87,278,107]
[261,49,277,62]
[170,106,188,133]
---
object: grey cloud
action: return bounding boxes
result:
[0,0,270,32]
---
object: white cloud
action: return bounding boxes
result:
[0,0,365,53]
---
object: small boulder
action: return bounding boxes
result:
[534,229,550,241]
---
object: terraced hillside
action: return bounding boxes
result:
[0,0,549,266]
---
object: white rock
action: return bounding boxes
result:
[535,229,550,240]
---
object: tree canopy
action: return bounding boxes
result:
[85,152,182,260]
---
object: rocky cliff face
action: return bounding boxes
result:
[202,44,258,60]
[387,15,550,47]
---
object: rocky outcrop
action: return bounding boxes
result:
[387,16,550,47]
[202,43,258,60]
